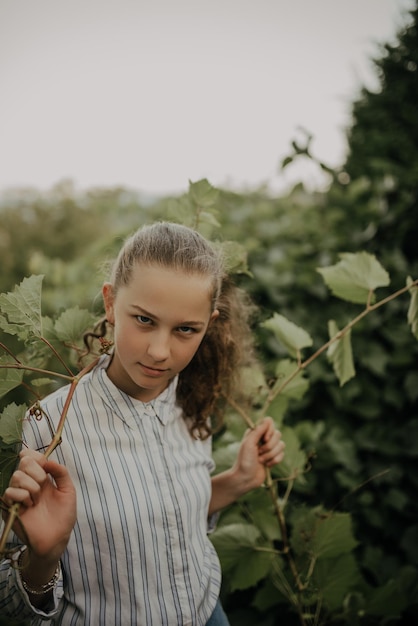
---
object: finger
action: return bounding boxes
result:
[262,416,275,435]
[18,455,48,481]
[252,419,270,442]
[259,439,286,466]
[9,468,44,504]
[10,466,41,487]
[19,448,47,464]
[44,460,76,496]
[3,486,37,508]
[8,453,49,506]
[258,428,282,454]
[256,417,276,444]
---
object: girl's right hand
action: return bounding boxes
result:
[3,448,77,563]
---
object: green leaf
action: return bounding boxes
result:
[270,425,307,482]
[273,359,309,399]
[407,276,418,339]
[262,313,313,358]
[212,443,241,474]
[165,197,195,227]
[327,320,355,386]
[317,252,390,304]
[218,240,251,276]
[210,523,273,591]
[30,377,55,388]
[0,402,26,445]
[188,178,219,209]
[325,426,360,472]
[0,357,24,399]
[311,512,358,559]
[252,575,288,611]
[291,508,358,561]
[290,505,322,557]
[313,553,363,611]
[54,306,95,343]
[0,443,20,494]
[0,275,44,340]
[197,210,221,229]
[365,577,408,616]
[244,489,282,542]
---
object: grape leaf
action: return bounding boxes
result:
[188,178,219,210]
[365,576,409,615]
[327,320,355,386]
[311,513,359,559]
[0,357,24,399]
[274,359,309,399]
[407,276,418,340]
[31,377,55,387]
[317,252,390,304]
[262,313,313,358]
[270,425,307,481]
[210,523,272,591]
[0,444,20,494]
[0,402,26,445]
[54,306,95,343]
[219,240,251,276]
[314,554,363,612]
[0,275,44,340]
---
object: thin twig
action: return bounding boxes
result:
[39,337,74,377]
[223,395,256,430]
[0,363,74,382]
[0,342,22,364]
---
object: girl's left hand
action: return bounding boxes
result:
[234,417,285,490]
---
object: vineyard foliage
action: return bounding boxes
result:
[1,4,418,625]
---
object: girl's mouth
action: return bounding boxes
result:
[139,363,168,377]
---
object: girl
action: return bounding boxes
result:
[0,222,285,625]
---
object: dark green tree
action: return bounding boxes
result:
[344,3,418,268]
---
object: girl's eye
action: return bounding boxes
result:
[137,315,152,325]
[177,326,196,335]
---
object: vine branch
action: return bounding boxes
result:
[262,278,418,413]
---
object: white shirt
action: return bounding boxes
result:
[0,355,221,625]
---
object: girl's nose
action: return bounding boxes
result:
[146,331,170,362]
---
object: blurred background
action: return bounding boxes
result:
[0,0,414,196]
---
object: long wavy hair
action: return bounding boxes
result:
[84,222,257,438]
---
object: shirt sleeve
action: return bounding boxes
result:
[0,538,64,620]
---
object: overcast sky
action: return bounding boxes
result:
[0,0,414,196]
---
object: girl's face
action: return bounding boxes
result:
[103,263,218,402]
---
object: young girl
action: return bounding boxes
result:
[0,222,285,625]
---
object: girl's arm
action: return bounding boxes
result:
[2,449,77,607]
[209,417,285,516]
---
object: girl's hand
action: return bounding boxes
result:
[209,418,285,514]
[3,448,77,563]
[234,417,285,490]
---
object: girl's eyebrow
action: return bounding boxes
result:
[130,304,156,318]
[130,305,205,327]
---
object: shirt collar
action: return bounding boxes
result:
[92,354,179,427]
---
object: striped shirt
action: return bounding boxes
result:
[0,355,222,625]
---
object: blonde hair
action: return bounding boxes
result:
[85,222,257,438]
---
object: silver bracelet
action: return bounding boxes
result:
[18,549,61,596]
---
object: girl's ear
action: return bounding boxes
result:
[102,283,115,324]
[209,309,220,324]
